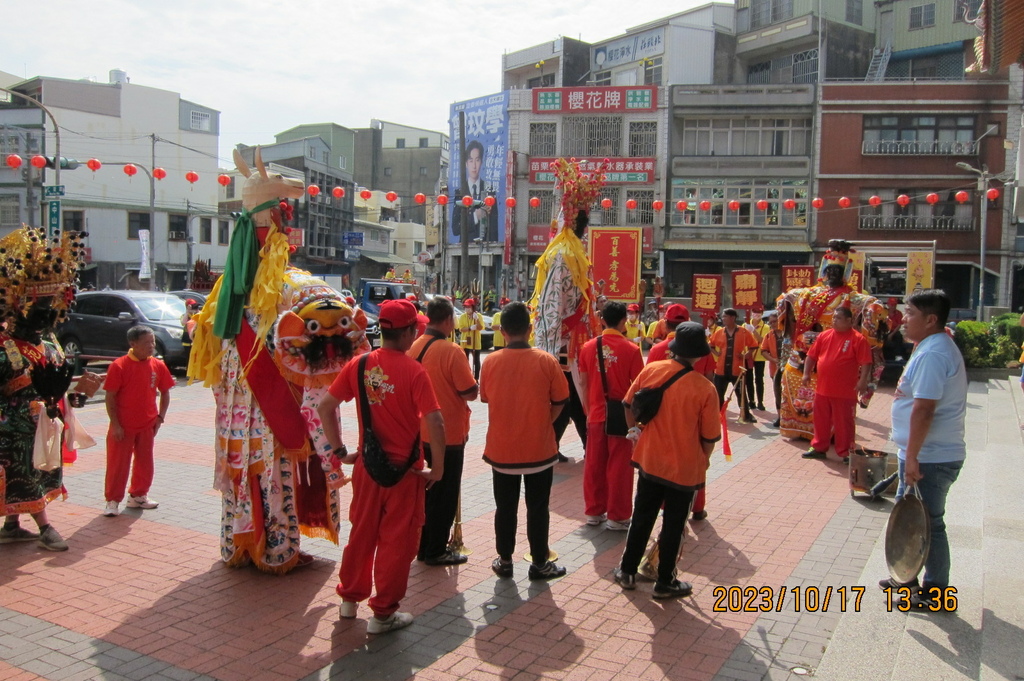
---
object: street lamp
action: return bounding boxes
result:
[956,161,990,320]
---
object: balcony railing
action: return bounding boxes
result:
[861,139,978,156]
[859,216,972,231]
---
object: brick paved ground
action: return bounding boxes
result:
[0,360,1007,681]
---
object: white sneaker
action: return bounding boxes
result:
[585,513,607,526]
[103,501,120,517]
[126,495,158,509]
[366,611,413,634]
[339,601,357,619]
[606,518,631,531]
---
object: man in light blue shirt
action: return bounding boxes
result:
[880,290,967,609]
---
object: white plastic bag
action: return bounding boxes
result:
[33,415,63,471]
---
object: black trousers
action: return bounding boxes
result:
[772,365,783,412]
[464,349,481,380]
[745,361,766,407]
[620,474,696,585]
[418,444,465,560]
[715,372,752,419]
[553,371,587,449]
[492,466,553,566]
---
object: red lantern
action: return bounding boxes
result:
[699,200,711,211]
[601,198,613,210]
[505,197,516,208]
[652,200,664,212]
[896,194,910,207]
[5,154,22,169]
[124,164,139,177]
[152,167,166,180]
[461,195,473,207]
[868,195,882,207]
[675,200,687,211]
[926,192,939,205]
[436,195,449,206]
[333,186,345,199]
[625,199,638,210]
[86,158,101,172]
[218,174,231,187]
[413,192,425,204]
[385,191,398,202]
[838,196,851,208]
[359,189,372,200]
[756,199,769,211]
[529,196,541,208]
[307,184,320,197]
[728,200,740,211]
[30,155,46,169]
[811,197,824,209]
[185,171,199,184]
[987,187,1000,200]
[484,196,496,207]
[783,198,796,210]
[955,190,969,203]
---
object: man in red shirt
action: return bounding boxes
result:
[646,305,713,378]
[578,302,645,530]
[709,309,759,424]
[102,326,174,517]
[802,306,872,462]
[318,299,445,634]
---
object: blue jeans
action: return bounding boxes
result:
[895,457,964,588]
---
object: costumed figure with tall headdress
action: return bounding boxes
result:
[188,148,368,573]
[529,158,605,374]
[775,240,886,441]
[0,226,91,550]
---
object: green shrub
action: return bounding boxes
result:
[954,320,993,367]
[990,335,1021,368]
[991,312,1024,347]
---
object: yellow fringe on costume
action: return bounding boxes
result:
[529,219,595,311]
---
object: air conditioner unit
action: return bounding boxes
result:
[327,247,336,257]
[168,231,186,240]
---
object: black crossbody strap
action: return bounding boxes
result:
[660,367,691,393]
[357,354,372,430]
[597,336,611,398]
[415,336,442,363]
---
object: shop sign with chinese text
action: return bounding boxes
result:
[532,86,657,114]
[730,269,762,309]
[691,274,722,312]
[589,227,642,301]
[529,157,656,184]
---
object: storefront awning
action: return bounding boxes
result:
[360,252,417,266]
[664,241,811,252]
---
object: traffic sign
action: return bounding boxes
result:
[44,185,65,198]
[344,248,361,260]
[343,231,364,246]
[47,200,60,237]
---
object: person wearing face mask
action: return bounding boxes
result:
[624,304,646,348]
[743,304,770,411]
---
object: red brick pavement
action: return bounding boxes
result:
[0,375,896,681]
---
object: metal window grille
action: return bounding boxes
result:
[643,57,663,86]
[669,179,807,228]
[846,0,863,24]
[562,116,622,157]
[528,189,556,225]
[0,196,20,227]
[909,3,935,29]
[529,123,557,157]
[628,122,658,157]
[625,190,654,225]
[190,111,211,132]
[680,118,811,156]
[594,71,611,86]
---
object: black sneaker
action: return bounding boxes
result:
[756,404,766,411]
[770,418,780,428]
[556,452,569,463]
[528,560,567,581]
[653,579,693,599]
[690,510,708,521]
[613,569,636,590]
[423,550,469,566]
[802,448,827,459]
[878,576,919,591]
[491,558,514,578]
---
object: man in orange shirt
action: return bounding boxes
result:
[318,299,445,634]
[409,297,478,566]
[802,306,872,462]
[481,302,570,581]
[615,322,721,598]
[647,304,713,377]
[710,308,758,424]
[578,302,644,531]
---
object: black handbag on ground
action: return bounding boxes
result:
[356,354,420,487]
[629,366,690,426]
[597,337,630,437]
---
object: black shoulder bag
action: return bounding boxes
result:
[356,354,420,487]
[597,337,630,437]
[629,366,691,427]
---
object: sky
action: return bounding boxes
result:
[3,0,713,166]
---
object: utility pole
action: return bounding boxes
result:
[186,199,194,289]
[149,134,157,291]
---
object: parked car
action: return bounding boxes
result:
[57,291,191,369]
[168,289,209,308]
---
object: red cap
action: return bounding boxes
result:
[751,302,764,313]
[464,298,476,308]
[665,303,690,324]
[627,303,640,312]
[345,296,356,306]
[378,299,418,329]
[888,297,898,306]
[500,297,510,306]
[406,293,418,301]
[185,299,197,307]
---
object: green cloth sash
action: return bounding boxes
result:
[212,199,279,340]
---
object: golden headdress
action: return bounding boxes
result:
[0,225,85,322]
[550,158,609,230]
[818,238,855,283]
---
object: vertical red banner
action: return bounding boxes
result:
[504,151,516,266]
[691,274,722,312]
[781,265,816,291]
[730,269,762,310]
[589,227,642,301]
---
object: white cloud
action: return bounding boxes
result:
[4,0,714,163]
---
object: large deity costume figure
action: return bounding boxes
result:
[188,149,368,573]
[775,240,885,441]
[530,158,605,368]
[0,227,89,548]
